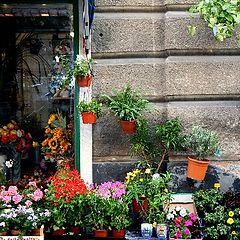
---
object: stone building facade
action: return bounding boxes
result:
[91,0,240,191]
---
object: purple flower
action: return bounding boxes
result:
[184,227,191,235]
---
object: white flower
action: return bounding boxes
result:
[175,206,181,212]
[5,159,13,168]
[180,208,187,217]
[152,173,160,181]
[167,213,174,220]
[16,130,22,138]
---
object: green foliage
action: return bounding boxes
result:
[103,86,149,121]
[184,125,220,160]
[189,0,240,43]
[59,55,73,88]
[73,55,92,78]
[77,100,102,117]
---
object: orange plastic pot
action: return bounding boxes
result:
[76,74,93,87]
[187,156,210,181]
[81,112,97,124]
[70,226,82,235]
[94,230,108,238]
[119,120,136,134]
[112,229,126,238]
[52,229,65,236]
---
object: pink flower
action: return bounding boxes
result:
[28,181,37,187]
[2,195,11,203]
[189,212,197,221]
[12,194,22,204]
[175,230,182,238]
[184,219,193,226]
[7,186,17,196]
[31,189,43,201]
[25,200,33,206]
[184,227,191,235]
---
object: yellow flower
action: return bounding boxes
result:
[231,231,236,235]
[227,218,234,225]
[214,183,221,189]
[152,222,157,228]
[140,178,144,182]
[164,188,169,193]
[229,211,234,217]
[32,141,39,148]
[145,168,151,174]
[127,172,133,176]
[133,169,140,175]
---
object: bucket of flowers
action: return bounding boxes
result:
[166,206,202,239]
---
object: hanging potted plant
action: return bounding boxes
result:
[103,86,149,134]
[73,55,93,87]
[184,125,221,181]
[77,99,102,124]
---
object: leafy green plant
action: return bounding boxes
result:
[73,55,92,78]
[59,55,74,88]
[188,0,240,43]
[103,86,149,121]
[155,118,185,172]
[77,100,102,117]
[184,125,220,160]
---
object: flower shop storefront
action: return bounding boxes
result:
[0,0,94,183]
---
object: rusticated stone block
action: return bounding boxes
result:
[92,13,165,54]
[92,58,166,98]
[165,56,240,96]
[165,12,239,50]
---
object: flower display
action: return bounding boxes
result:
[167,206,200,239]
[41,113,72,162]
[0,120,33,156]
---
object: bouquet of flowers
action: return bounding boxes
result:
[41,113,72,162]
[0,120,33,156]
[166,206,201,239]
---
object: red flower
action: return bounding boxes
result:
[1,135,9,144]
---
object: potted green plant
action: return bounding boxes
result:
[103,86,149,134]
[73,55,93,87]
[77,99,102,124]
[184,125,221,181]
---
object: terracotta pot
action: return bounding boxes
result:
[31,228,43,236]
[112,229,126,238]
[52,229,65,236]
[187,156,210,181]
[0,231,7,236]
[70,226,82,235]
[77,74,93,87]
[119,120,137,134]
[10,229,21,236]
[81,112,97,124]
[94,229,108,238]
[132,198,149,213]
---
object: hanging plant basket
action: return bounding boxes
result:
[81,112,97,124]
[76,74,93,87]
[187,156,210,181]
[119,120,137,134]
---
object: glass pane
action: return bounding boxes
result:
[0,3,75,182]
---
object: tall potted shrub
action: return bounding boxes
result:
[103,86,148,134]
[77,99,102,124]
[184,125,220,181]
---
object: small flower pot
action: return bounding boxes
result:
[156,223,168,239]
[77,74,93,87]
[187,156,210,181]
[112,229,126,238]
[81,112,97,124]
[70,226,82,235]
[52,229,65,236]
[94,229,108,238]
[31,228,44,236]
[10,229,21,236]
[0,231,7,236]
[119,120,137,134]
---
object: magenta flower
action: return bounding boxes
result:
[174,217,183,227]
[28,181,37,187]
[13,194,22,204]
[7,186,18,196]
[189,212,197,221]
[31,189,43,201]
[2,195,11,203]
[175,230,182,238]
[25,200,33,206]
[184,219,193,226]
[184,227,191,235]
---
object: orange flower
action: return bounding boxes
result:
[7,122,15,130]
[48,114,57,125]
[45,128,51,134]
[41,139,49,147]
[48,138,58,150]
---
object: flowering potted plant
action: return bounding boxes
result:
[166,206,201,239]
[41,113,72,162]
[73,55,93,87]
[103,86,149,134]
[45,163,88,235]
[184,125,221,181]
[77,99,102,124]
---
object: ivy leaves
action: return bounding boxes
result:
[188,0,240,44]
